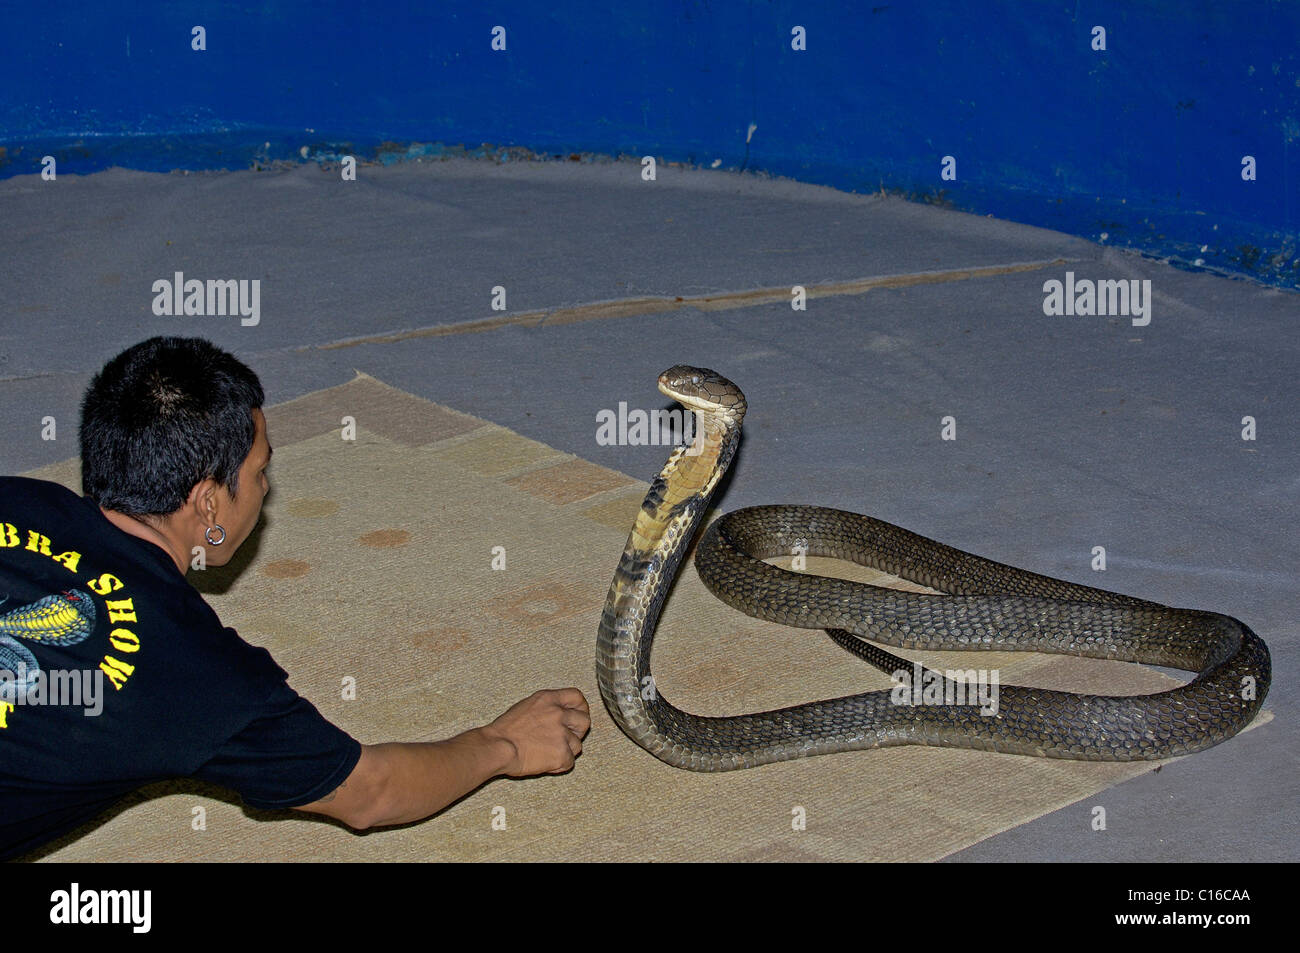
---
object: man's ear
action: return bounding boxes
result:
[186,478,222,526]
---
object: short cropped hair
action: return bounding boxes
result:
[80,336,265,517]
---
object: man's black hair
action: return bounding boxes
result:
[80,336,265,517]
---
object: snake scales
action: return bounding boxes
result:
[596,366,1271,771]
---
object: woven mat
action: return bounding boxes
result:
[23,373,1269,862]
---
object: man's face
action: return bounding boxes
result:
[208,408,272,563]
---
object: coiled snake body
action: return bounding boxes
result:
[596,366,1271,771]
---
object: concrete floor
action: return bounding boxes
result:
[0,157,1295,861]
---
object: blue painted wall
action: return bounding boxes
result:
[1,1,1296,286]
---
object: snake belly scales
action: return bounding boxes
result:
[595,366,1271,771]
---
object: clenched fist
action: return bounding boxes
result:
[481,688,591,777]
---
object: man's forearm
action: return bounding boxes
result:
[365,727,516,828]
[295,689,586,830]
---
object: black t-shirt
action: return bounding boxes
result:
[0,476,361,859]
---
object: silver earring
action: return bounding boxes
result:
[205,524,226,546]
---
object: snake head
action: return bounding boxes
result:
[657,365,747,425]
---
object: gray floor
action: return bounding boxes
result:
[1,157,1295,861]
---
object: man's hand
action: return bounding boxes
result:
[293,687,591,830]
[479,688,591,777]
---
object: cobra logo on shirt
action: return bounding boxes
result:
[0,589,98,702]
[0,521,146,728]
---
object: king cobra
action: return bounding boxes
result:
[596,365,1271,770]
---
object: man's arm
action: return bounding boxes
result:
[293,688,590,830]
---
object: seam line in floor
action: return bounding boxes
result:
[302,257,1073,351]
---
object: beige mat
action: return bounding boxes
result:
[22,373,1270,862]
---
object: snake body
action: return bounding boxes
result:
[595,366,1271,771]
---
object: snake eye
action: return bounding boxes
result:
[691,375,700,385]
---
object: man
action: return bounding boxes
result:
[0,336,589,859]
